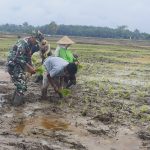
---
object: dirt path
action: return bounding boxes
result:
[0,66,148,150]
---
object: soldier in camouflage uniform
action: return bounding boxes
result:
[7,31,44,106]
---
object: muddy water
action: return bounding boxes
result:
[13,116,69,134]
[42,117,68,130]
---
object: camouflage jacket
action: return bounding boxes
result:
[7,37,39,69]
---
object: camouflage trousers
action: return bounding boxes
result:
[8,64,27,95]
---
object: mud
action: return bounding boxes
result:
[0,63,149,150]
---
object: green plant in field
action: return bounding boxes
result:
[107,84,114,97]
[130,105,150,122]
[117,89,124,97]
[129,71,137,76]
[59,88,71,97]
[122,91,130,99]
[137,90,146,97]
[131,106,139,116]
[140,105,149,113]
[140,114,150,122]
[99,83,105,92]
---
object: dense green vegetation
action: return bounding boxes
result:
[0,22,150,40]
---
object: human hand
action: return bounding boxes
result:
[54,87,63,98]
[53,86,58,93]
[26,63,36,74]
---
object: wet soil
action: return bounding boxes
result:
[0,64,149,150]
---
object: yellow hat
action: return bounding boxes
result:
[57,36,75,45]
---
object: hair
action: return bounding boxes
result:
[66,63,77,76]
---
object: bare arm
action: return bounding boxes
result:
[59,76,63,89]
[26,63,36,74]
[47,74,58,92]
[47,74,63,98]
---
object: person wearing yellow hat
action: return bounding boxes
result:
[55,36,79,88]
[55,36,77,62]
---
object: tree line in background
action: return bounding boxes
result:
[0,21,150,40]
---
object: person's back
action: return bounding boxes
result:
[55,36,76,63]
[43,56,68,77]
[41,56,77,98]
[58,47,75,63]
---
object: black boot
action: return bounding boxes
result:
[13,92,24,106]
[11,90,16,105]
[35,75,43,83]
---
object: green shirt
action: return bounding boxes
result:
[58,48,76,63]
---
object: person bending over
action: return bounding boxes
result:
[41,56,77,99]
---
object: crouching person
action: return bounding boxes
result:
[41,56,77,99]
